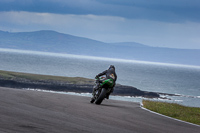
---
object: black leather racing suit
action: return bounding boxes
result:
[96,67,117,86]
[94,66,117,95]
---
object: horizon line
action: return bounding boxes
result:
[1,48,200,69]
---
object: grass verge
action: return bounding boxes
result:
[142,100,200,125]
[0,70,94,85]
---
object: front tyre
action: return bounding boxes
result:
[90,98,95,103]
[95,88,107,105]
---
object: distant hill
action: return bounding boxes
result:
[109,42,150,47]
[0,30,200,66]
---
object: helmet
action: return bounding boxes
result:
[109,65,115,70]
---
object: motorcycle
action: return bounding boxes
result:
[90,77,113,105]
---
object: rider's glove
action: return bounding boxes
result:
[95,75,99,79]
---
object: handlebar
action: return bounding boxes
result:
[95,76,105,80]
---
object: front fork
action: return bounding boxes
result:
[92,82,102,98]
[93,85,112,99]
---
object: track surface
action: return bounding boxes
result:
[0,87,199,133]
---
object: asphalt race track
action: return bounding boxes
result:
[0,87,199,133]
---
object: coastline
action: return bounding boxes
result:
[0,70,160,98]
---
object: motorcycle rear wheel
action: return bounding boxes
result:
[95,88,107,105]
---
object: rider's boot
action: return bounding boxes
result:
[106,88,113,99]
[106,94,110,99]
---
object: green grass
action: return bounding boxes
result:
[142,100,200,125]
[0,70,94,85]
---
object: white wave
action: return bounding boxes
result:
[24,88,90,96]
[165,93,200,99]
[174,93,183,96]
[174,100,183,102]
[66,92,92,97]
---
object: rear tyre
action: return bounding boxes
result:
[95,88,107,105]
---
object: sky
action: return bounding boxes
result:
[0,0,200,49]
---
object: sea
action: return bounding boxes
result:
[0,48,200,107]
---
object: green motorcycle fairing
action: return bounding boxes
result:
[100,79,114,88]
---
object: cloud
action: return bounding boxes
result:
[0,11,126,36]
[0,0,200,23]
[0,1,200,49]
[1,11,200,49]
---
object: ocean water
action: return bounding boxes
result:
[0,48,200,107]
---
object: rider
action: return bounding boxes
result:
[91,65,117,101]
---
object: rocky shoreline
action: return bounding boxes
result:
[0,76,159,98]
[0,70,163,98]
